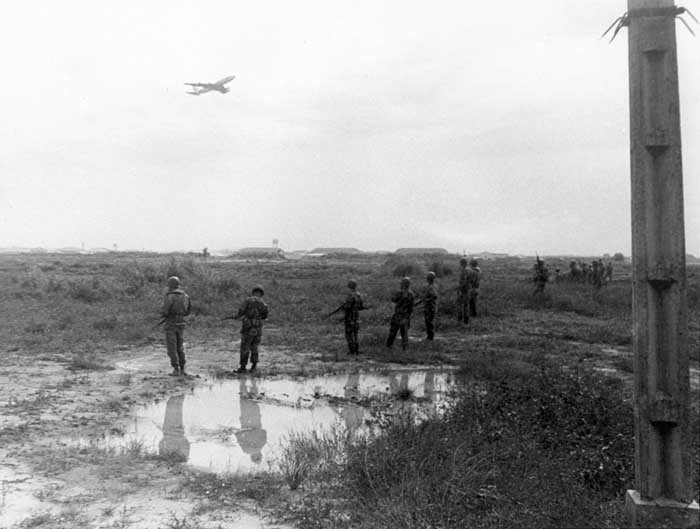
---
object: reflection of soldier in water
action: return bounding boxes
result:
[388,373,410,397]
[158,394,190,462]
[235,378,267,464]
[341,373,363,436]
[424,371,435,399]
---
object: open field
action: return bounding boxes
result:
[0,252,698,528]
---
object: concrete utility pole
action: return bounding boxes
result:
[625,0,699,526]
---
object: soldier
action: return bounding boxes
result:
[467,258,481,318]
[386,277,415,350]
[422,272,438,340]
[342,279,364,355]
[605,261,614,283]
[592,260,603,289]
[533,257,549,296]
[233,286,269,374]
[161,276,192,376]
[457,258,470,324]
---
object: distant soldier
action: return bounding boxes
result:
[342,279,364,355]
[233,286,269,373]
[591,260,603,289]
[386,277,415,350]
[467,258,481,317]
[604,261,614,283]
[457,258,470,324]
[161,276,192,376]
[422,272,438,340]
[533,257,549,296]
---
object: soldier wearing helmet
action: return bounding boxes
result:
[161,276,192,376]
[467,258,481,318]
[232,285,269,373]
[341,279,364,355]
[457,258,470,325]
[422,271,439,340]
[386,277,415,350]
[533,257,550,296]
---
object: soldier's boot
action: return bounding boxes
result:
[249,363,257,373]
[234,366,247,374]
[169,368,180,376]
[179,366,187,377]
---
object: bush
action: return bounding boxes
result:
[341,359,635,528]
[428,261,452,277]
[68,278,110,303]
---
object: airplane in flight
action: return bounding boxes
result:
[184,75,235,96]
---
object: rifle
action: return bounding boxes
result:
[221,314,240,321]
[413,298,424,307]
[326,304,344,319]
[152,317,167,330]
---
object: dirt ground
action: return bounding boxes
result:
[3,334,695,529]
[1,255,698,528]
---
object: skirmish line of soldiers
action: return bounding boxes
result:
[159,255,612,375]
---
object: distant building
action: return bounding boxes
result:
[231,247,286,259]
[394,248,448,256]
[55,247,85,254]
[310,247,362,255]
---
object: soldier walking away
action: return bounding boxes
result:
[342,279,364,355]
[591,260,604,289]
[232,286,269,374]
[467,258,481,318]
[386,277,415,350]
[533,257,549,296]
[423,272,438,340]
[604,261,614,283]
[161,276,192,376]
[457,258,470,325]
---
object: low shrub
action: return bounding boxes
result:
[341,359,635,528]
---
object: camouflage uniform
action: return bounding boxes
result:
[533,259,549,295]
[457,261,470,324]
[423,278,438,340]
[235,291,269,371]
[161,281,192,373]
[386,281,415,350]
[605,261,613,283]
[343,289,364,355]
[591,260,603,289]
[467,261,481,317]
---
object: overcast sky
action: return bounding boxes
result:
[0,1,698,255]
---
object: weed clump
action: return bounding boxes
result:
[339,359,636,528]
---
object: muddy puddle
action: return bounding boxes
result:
[96,370,456,474]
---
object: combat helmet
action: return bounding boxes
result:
[426,271,436,281]
[251,285,265,296]
[347,279,358,289]
[469,258,478,267]
[460,257,468,266]
[400,276,411,287]
[167,276,180,289]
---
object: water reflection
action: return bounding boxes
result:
[236,378,267,464]
[107,369,454,474]
[340,373,363,436]
[159,394,190,461]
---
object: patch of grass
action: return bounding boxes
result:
[288,357,646,529]
[278,427,348,491]
[184,469,282,505]
[68,352,113,371]
[160,513,204,529]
